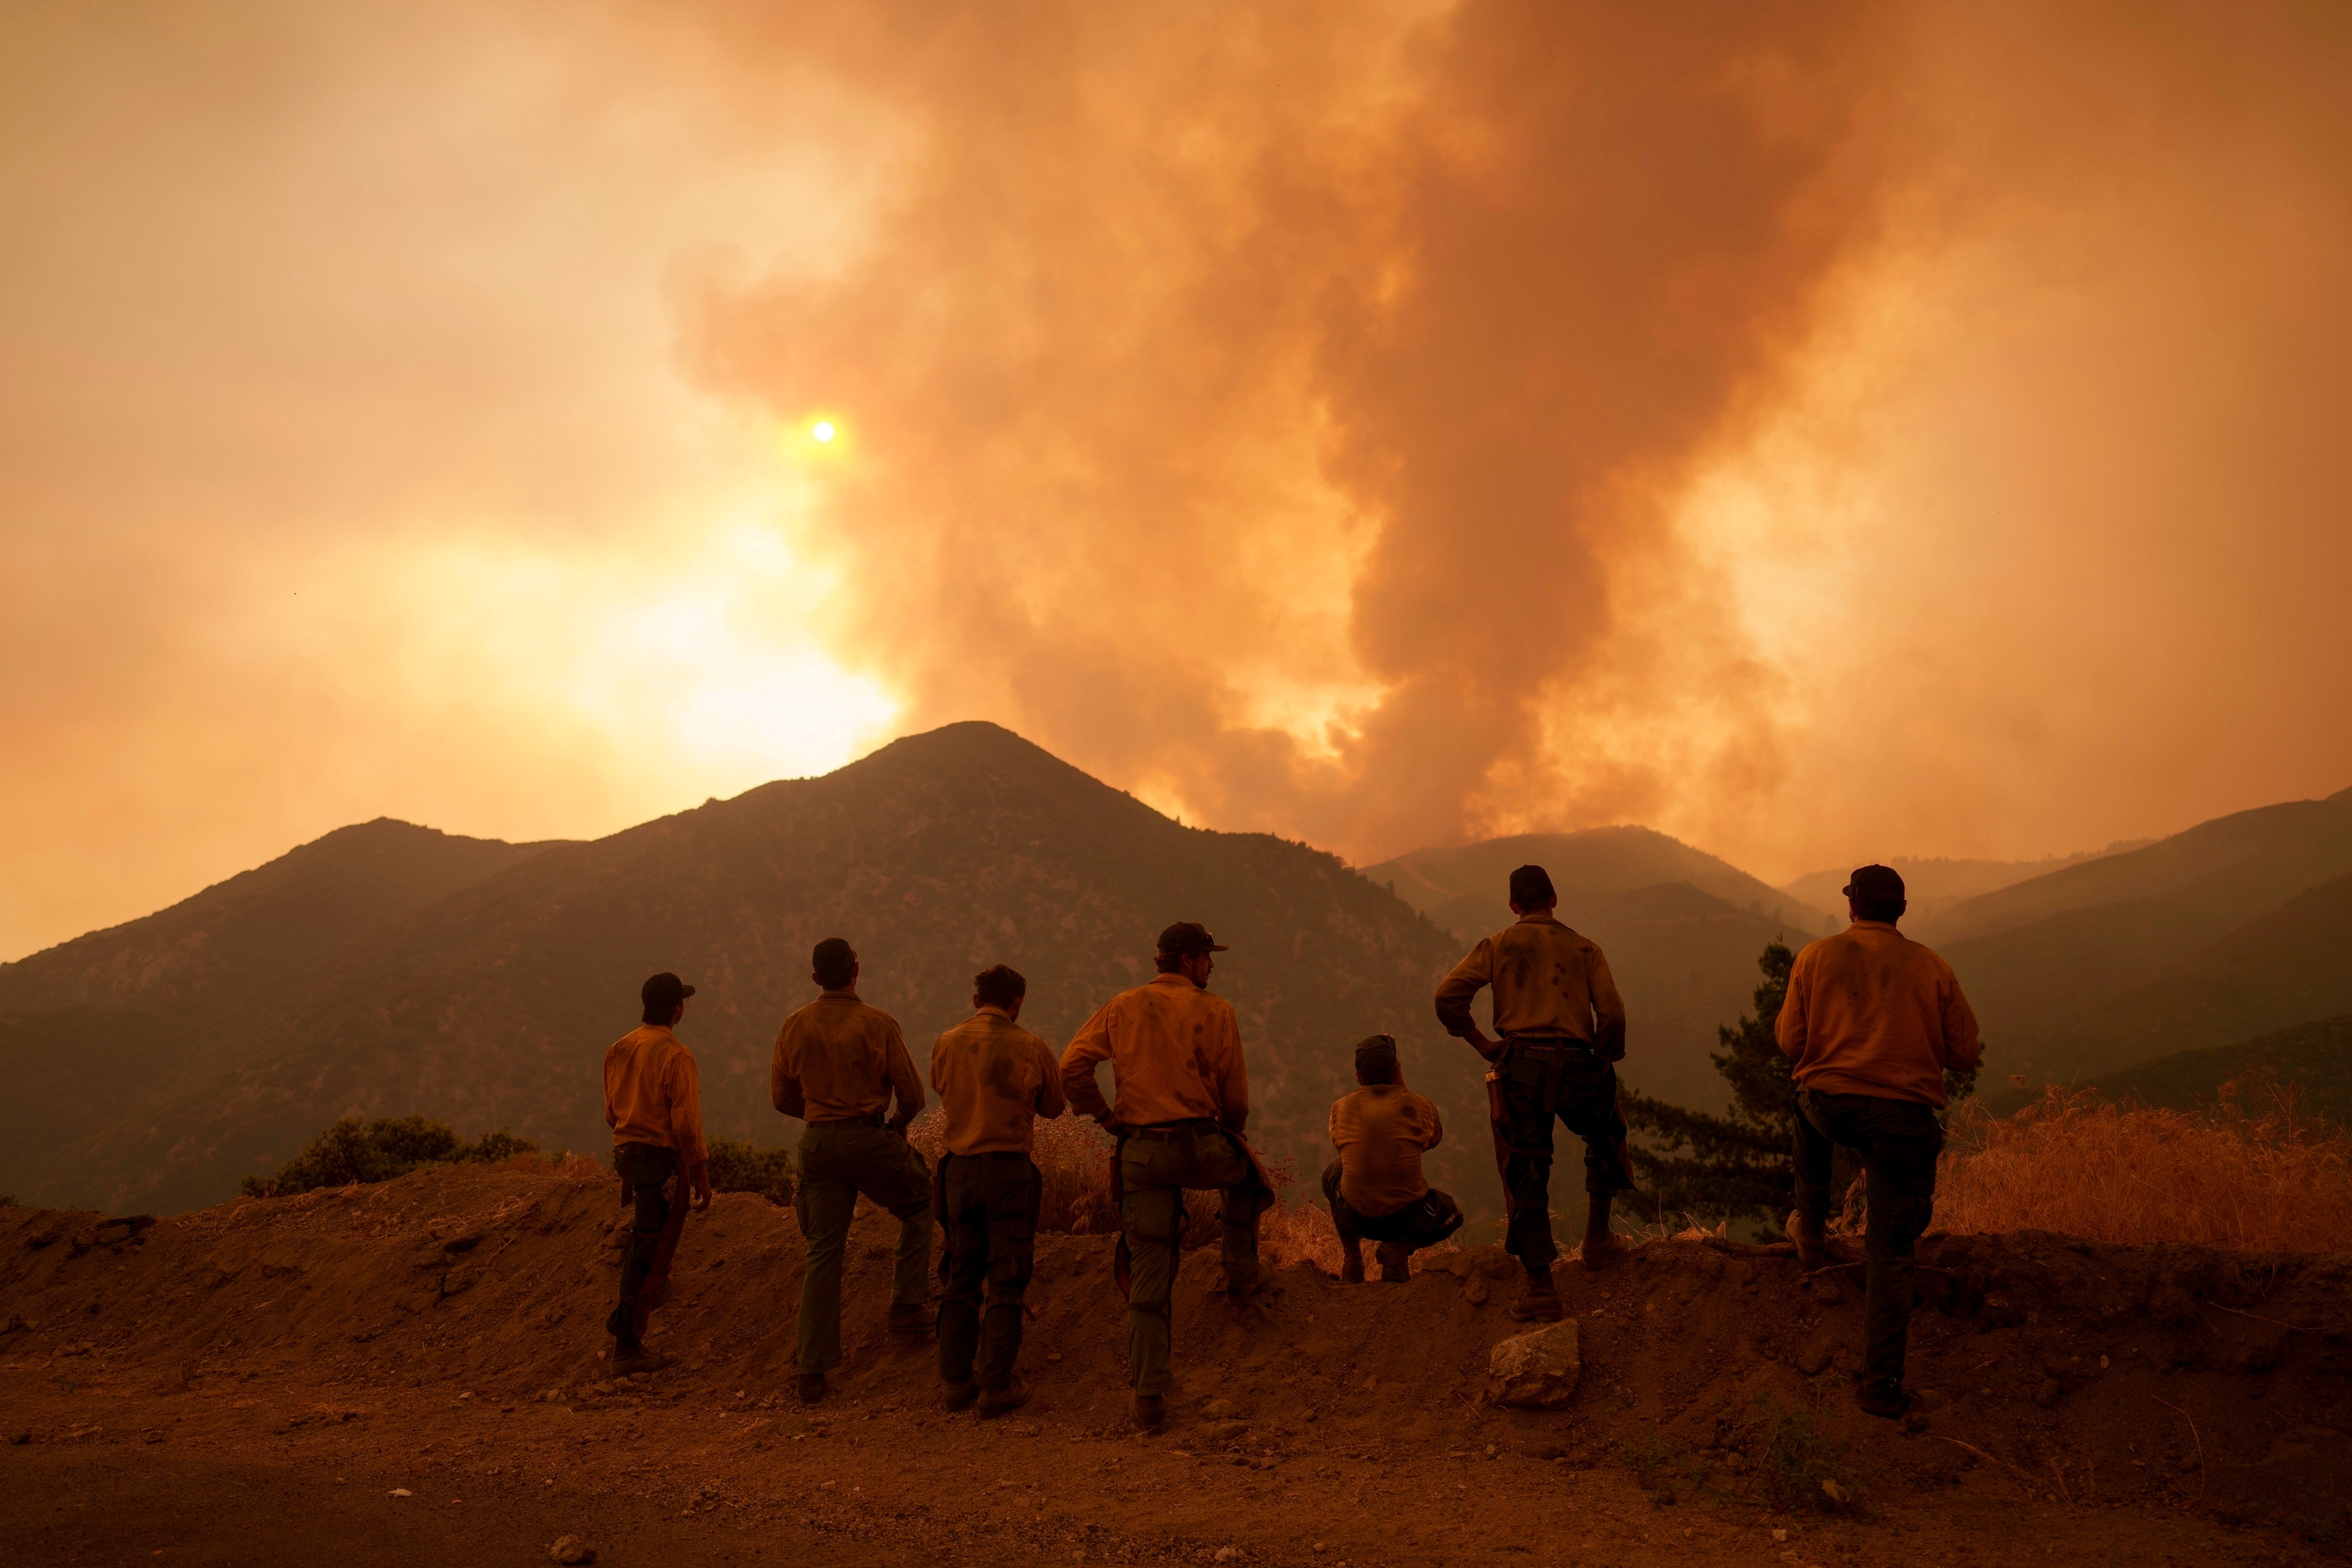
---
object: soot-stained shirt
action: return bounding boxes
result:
[1328,1082,1443,1217]
[1059,971,1249,1129]
[604,1023,708,1169]
[1775,920,1982,1108]
[771,991,926,1123]
[1434,912,1628,1058]
[931,1006,1067,1156]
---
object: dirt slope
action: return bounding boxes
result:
[3,1164,2347,1567]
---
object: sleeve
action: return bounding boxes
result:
[929,1031,950,1098]
[770,1022,806,1121]
[1031,1037,1068,1120]
[1433,941,1495,1038]
[1941,967,1983,1073]
[1059,999,1118,1121]
[1328,1097,1344,1152]
[1774,952,1811,1063]
[1587,944,1628,1059]
[1213,1002,1249,1129]
[668,1049,708,1172]
[602,1045,620,1131]
[883,1019,925,1120]
[1420,1094,1444,1153]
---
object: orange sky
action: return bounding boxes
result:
[6,2,2351,961]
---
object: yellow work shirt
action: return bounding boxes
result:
[1776,921,1982,1108]
[771,991,925,1123]
[1059,971,1249,1128]
[1434,912,1628,1057]
[931,1006,1068,1156]
[603,1024,707,1170]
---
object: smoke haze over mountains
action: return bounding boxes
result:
[7,2,2352,958]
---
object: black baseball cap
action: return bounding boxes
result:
[1509,864,1557,907]
[1156,920,1228,954]
[1843,864,1906,904]
[1354,1033,1400,1080]
[641,972,696,1012]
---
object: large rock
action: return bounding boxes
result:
[1486,1320,1581,1409]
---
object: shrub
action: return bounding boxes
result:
[1934,1076,2352,1251]
[705,1137,795,1206]
[1744,1389,1863,1513]
[240,1117,540,1198]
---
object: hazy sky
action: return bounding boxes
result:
[6,2,2351,960]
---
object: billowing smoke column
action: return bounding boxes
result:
[682,0,1891,861]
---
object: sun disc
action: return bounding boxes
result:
[812,420,836,443]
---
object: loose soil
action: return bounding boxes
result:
[3,1164,2347,1566]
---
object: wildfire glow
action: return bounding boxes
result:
[811,420,836,443]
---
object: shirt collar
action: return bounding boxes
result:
[1514,910,1561,927]
[976,1005,1011,1021]
[1849,919,1900,932]
[1149,971,1201,990]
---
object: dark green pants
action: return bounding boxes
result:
[1320,1160,1465,1251]
[1119,1127,1263,1396]
[606,1142,676,1346]
[1493,1044,1634,1269]
[1793,1088,1942,1387]
[794,1121,933,1376]
[935,1151,1041,1391]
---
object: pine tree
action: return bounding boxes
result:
[1621,940,1801,1225]
[1624,939,1982,1229]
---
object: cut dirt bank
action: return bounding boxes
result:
[2,1162,2346,1567]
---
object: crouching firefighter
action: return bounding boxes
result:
[1060,921,1274,1430]
[930,963,1067,1417]
[1324,1033,1465,1282]
[601,971,714,1375]
[1434,864,1635,1321]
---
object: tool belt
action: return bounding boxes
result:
[1123,1117,1220,1143]
[808,1112,887,1129]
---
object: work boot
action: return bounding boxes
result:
[608,1345,672,1377]
[1131,1392,1166,1431]
[1578,1229,1627,1271]
[1507,1271,1563,1322]
[1784,1210,1827,1270]
[1339,1245,1365,1285]
[887,1303,936,1340]
[940,1380,978,1412]
[796,1373,827,1405]
[978,1378,1033,1419]
[1375,1242,1412,1283]
[1854,1377,1914,1420]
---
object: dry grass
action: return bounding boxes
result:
[1934,1078,2352,1252]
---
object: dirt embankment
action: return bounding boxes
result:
[2,1164,2347,1567]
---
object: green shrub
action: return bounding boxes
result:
[705,1137,795,1206]
[240,1116,540,1198]
[1745,1389,1863,1513]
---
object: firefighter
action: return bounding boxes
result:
[1434,864,1633,1322]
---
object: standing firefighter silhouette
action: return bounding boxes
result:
[600,971,712,1375]
[929,963,1066,1417]
[1434,864,1633,1322]
[1778,863,1982,1419]
[1060,921,1274,1431]
[771,937,933,1405]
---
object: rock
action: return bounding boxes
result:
[68,1232,96,1257]
[1201,1397,1240,1421]
[1809,1279,1842,1304]
[2032,1379,2063,1409]
[1199,1421,1250,1445]
[1795,1338,1837,1376]
[591,1381,616,1397]
[1821,1479,1850,1505]
[389,1488,412,1498]
[1485,1320,1580,1409]
[548,1536,598,1564]
[94,1224,132,1249]
[1214,1550,1240,1563]
[1463,1278,1490,1307]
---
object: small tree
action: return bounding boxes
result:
[1624,939,1981,1229]
[1622,940,1802,1226]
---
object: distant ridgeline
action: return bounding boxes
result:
[1,721,2344,1217]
